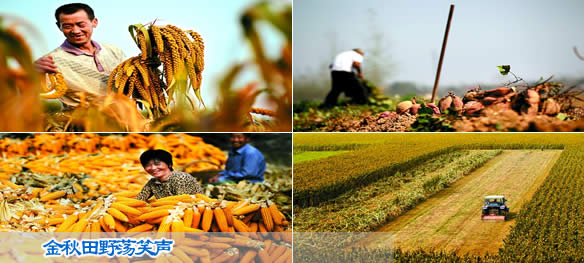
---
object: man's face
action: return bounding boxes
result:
[58,10,97,47]
[143,159,171,181]
[230,133,249,150]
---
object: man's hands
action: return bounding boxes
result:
[34,56,58,73]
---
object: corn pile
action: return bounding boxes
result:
[42,193,290,233]
[40,72,67,99]
[108,24,205,116]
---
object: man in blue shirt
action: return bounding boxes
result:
[209,133,266,183]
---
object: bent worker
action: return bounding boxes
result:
[208,133,266,184]
[34,3,126,109]
[323,48,368,107]
[136,149,202,201]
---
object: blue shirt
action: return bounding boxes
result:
[218,144,265,183]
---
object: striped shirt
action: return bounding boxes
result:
[46,40,125,107]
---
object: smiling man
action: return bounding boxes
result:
[34,3,126,108]
[209,133,266,184]
[136,149,203,201]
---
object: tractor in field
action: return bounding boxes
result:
[481,195,509,221]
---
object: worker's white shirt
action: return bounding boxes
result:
[330,50,363,72]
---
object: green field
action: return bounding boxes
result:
[293,151,349,164]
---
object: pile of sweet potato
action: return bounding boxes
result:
[397,82,565,117]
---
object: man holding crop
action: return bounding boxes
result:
[322,48,368,108]
[208,133,266,184]
[34,3,126,109]
[136,149,203,201]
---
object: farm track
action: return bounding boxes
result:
[359,150,562,255]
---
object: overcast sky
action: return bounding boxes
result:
[294,0,584,88]
[1,0,288,108]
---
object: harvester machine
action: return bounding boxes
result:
[481,195,509,221]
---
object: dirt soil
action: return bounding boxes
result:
[452,107,584,132]
[356,150,562,256]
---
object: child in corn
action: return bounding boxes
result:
[208,133,266,184]
[136,149,203,201]
[34,3,126,109]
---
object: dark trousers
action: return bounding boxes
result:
[323,71,368,107]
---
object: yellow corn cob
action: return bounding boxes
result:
[99,217,113,232]
[111,202,141,216]
[103,213,116,229]
[232,218,250,232]
[258,222,268,233]
[138,209,171,221]
[201,207,213,232]
[116,199,148,207]
[248,222,258,232]
[107,207,129,222]
[114,219,127,232]
[222,207,234,227]
[213,207,229,232]
[150,205,177,212]
[230,200,249,212]
[192,208,201,229]
[71,219,89,232]
[156,194,193,203]
[171,219,185,232]
[40,191,66,202]
[46,217,65,226]
[90,221,101,232]
[158,216,171,233]
[233,204,260,216]
[269,202,285,225]
[56,214,78,232]
[183,208,193,227]
[150,200,180,207]
[127,223,154,232]
[147,216,166,225]
[261,204,274,231]
[197,204,206,214]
